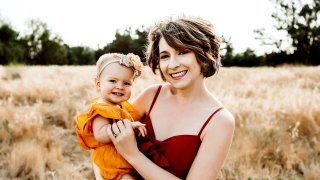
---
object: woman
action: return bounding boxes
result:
[106,16,235,179]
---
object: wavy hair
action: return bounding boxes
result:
[145,16,221,80]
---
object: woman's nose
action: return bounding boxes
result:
[168,56,180,68]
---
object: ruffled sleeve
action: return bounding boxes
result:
[121,101,141,121]
[76,112,103,149]
[76,99,134,149]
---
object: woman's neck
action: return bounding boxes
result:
[167,80,212,104]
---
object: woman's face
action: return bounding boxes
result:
[158,37,202,89]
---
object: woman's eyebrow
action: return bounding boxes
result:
[159,50,168,55]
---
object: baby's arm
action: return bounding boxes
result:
[131,121,147,137]
[93,117,146,143]
[92,115,112,144]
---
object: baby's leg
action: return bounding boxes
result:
[92,161,104,180]
[120,174,135,180]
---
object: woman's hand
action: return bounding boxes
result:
[107,119,140,160]
[108,119,180,179]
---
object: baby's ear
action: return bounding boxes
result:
[94,77,100,91]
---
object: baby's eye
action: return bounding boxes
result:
[124,82,132,86]
[109,80,116,83]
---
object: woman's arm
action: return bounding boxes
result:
[107,110,234,180]
[187,109,235,179]
[132,84,160,119]
[107,119,180,180]
[107,84,234,179]
[107,84,181,179]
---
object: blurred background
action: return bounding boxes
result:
[0,0,319,179]
[0,0,319,66]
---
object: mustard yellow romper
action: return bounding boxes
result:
[76,98,140,179]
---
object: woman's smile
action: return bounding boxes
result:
[170,70,188,80]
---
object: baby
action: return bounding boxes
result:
[76,53,146,179]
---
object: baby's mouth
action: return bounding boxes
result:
[112,92,124,96]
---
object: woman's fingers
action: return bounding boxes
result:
[111,122,120,138]
[122,119,134,133]
[109,119,144,139]
[116,120,126,132]
[106,119,139,159]
[107,124,116,142]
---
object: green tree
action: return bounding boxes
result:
[105,29,133,54]
[257,0,320,65]
[34,35,68,65]
[22,19,67,65]
[0,23,25,65]
[220,36,235,66]
[131,27,148,61]
[233,48,263,66]
[96,27,148,62]
[67,46,95,65]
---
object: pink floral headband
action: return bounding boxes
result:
[97,53,143,79]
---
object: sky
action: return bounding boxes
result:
[0,0,277,55]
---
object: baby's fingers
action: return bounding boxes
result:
[131,121,145,129]
[138,127,147,137]
[143,126,147,136]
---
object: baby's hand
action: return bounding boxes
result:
[131,121,147,137]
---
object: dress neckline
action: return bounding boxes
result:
[145,115,200,143]
[145,85,224,143]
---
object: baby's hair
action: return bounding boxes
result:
[96,53,143,79]
[96,53,120,78]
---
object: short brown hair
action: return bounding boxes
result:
[146,16,221,80]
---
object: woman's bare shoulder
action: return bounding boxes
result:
[132,84,162,116]
[202,108,235,138]
[138,84,162,97]
[217,108,235,125]
[206,95,234,127]
[213,108,235,130]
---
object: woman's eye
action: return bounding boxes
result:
[179,50,189,55]
[160,55,169,60]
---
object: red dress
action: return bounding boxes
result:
[138,86,223,179]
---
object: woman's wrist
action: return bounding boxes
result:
[126,150,143,165]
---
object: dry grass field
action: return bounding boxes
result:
[0,65,319,179]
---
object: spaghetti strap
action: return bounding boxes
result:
[198,107,224,136]
[147,85,162,115]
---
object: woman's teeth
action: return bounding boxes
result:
[171,70,187,78]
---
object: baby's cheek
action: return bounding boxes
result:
[127,90,132,97]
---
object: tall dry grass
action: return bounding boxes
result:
[0,65,319,179]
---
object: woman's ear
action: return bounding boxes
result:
[94,77,100,91]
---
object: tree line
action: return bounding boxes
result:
[0,19,147,66]
[0,0,319,66]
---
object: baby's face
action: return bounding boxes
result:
[97,63,134,105]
